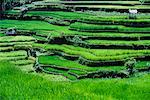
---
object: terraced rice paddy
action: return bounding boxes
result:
[0,35,35,71]
[0,0,150,99]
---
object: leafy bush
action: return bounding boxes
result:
[124,58,136,75]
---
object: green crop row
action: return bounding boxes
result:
[4,6,150,22]
[39,55,149,78]
[86,40,150,46]
[39,55,127,79]
[68,69,88,76]
[70,22,150,32]
[64,32,150,40]
[11,59,34,66]
[0,36,35,43]
[26,11,93,20]
[32,29,150,40]
[84,11,150,19]
[135,61,150,69]
[0,20,65,31]
[43,67,77,80]
[73,5,150,10]
[39,55,125,71]
[80,17,150,24]
[0,56,27,61]
[44,17,70,26]
[1,20,150,39]
[61,1,141,5]
[61,0,141,1]
[70,22,118,30]
[0,47,14,52]
[0,42,34,47]
[4,10,21,15]
[0,50,27,57]
[15,64,34,72]
[0,20,70,37]
[33,35,47,41]
[0,32,5,37]
[33,43,150,61]
[25,11,150,24]
[90,49,150,56]
[35,30,62,37]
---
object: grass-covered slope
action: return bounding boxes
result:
[0,0,150,98]
[0,61,150,99]
[0,16,150,78]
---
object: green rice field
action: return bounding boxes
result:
[0,0,150,99]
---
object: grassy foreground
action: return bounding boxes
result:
[0,61,150,99]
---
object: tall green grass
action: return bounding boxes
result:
[0,61,150,99]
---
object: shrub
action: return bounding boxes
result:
[124,58,136,75]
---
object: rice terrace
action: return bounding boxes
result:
[0,0,150,99]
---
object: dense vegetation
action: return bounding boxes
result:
[1,62,150,99]
[0,0,150,99]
